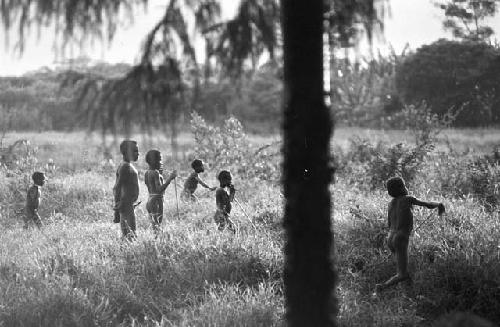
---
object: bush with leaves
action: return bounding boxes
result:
[381,102,455,145]
[431,149,500,210]
[339,137,434,189]
[190,112,280,182]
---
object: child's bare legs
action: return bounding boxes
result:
[376,232,411,291]
[214,211,235,233]
[147,197,163,233]
[24,211,42,229]
[120,204,137,240]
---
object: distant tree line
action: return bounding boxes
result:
[0,60,282,133]
[2,38,500,132]
[332,39,500,127]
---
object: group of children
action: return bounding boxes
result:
[23,140,446,292]
[111,140,236,239]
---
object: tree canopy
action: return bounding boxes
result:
[396,39,500,126]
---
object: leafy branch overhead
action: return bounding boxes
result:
[1,0,281,139]
[59,60,183,138]
[1,0,388,141]
[0,0,147,54]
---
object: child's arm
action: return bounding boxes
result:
[411,197,445,215]
[196,176,215,190]
[158,170,177,193]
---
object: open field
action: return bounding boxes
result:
[0,127,499,326]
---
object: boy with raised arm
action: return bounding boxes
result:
[181,159,216,202]
[24,171,47,229]
[144,149,177,232]
[113,140,140,240]
[376,176,445,291]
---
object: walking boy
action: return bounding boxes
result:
[25,171,46,229]
[113,140,140,240]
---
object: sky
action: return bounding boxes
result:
[1,0,500,76]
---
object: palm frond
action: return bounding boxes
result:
[1,0,147,54]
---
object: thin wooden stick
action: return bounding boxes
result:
[173,177,180,220]
[413,210,435,233]
[234,197,256,230]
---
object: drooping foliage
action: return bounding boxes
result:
[325,0,386,48]
[396,39,500,126]
[0,0,147,54]
[206,0,280,77]
[1,0,280,151]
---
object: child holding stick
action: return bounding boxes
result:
[214,170,236,232]
[144,150,177,231]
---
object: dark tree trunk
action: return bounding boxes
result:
[282,0,337,326]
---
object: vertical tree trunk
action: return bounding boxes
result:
[282,0,337,326]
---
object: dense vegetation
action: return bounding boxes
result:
[396,39,500,126]
[0,113,499,326]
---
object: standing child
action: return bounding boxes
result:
[113,140,140,240]
[181,159,216,202]
[214,170,236,232]
[144,150,177,232]
[24,171,47,229]
[376,176,445,291]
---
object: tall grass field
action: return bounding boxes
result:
[0,122,499,326]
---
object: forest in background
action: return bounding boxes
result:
[2,38,500,139]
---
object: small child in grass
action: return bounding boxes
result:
[181,159,216,202]
[214,170,236,232]
[144,149,177,232]
[25,171,47,229]
[376,176,445,292]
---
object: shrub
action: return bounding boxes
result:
[381,102,455,144]
[190,112,280,182]
[433,151,500,209]
[339,137,433,189]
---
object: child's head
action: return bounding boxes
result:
[120,140,139,162]
[217,170,232,187]
[191,159,204,173]
[32,171,47,186]
[145,150,162,171]
[386,176,408,197]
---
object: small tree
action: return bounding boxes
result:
[396,39,500,126]
[436,0,500,42]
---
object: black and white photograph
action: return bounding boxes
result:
[0,0,499,326]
